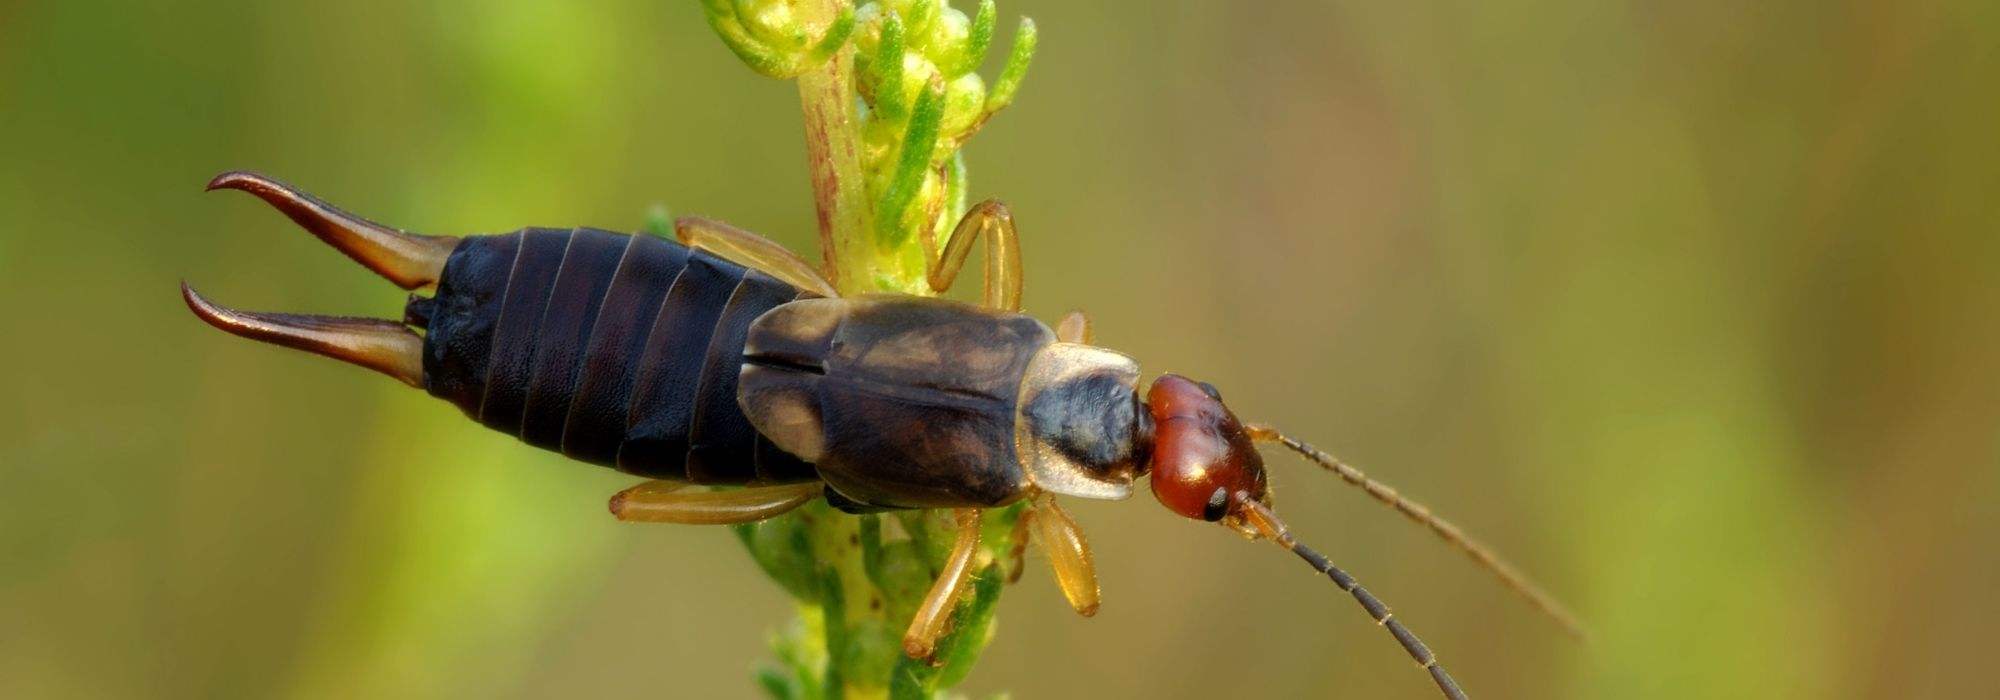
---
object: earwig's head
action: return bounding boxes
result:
[1144,374,1269,522]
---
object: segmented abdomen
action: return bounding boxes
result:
[415,227,818,484]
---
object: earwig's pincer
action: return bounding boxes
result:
[186,171,1581,700]
[180,281,425,387]
[206,170,458,289]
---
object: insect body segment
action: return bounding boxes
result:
[203,173,824,486]
[1146,374,1268,522]
[186,172,1581,699]
[740,296,1050,509]
[407,223,818,483]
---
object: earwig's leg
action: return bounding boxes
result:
[1055,310,1092,344]
[1005,505,1034,583]
[902,508,983,658]
[1028,493,1101,616]
[608,480,823,525]
[927,200,1022,311]
[676,217,841,298]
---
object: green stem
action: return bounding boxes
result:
[794,28,874,296]
[708,3,1038,696]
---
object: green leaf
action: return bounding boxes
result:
[884,563,1006,698]
[708,3,1045,697]
[806,3,859,66]
[859,514,888,580]
[757,666,800,700]
[896,510,951,568]
[984,17,1035,113]
[734,515,823,600]
[818,566,848,699]
[734,0,806,49]
[945,0,997,76]
[937,150,969,236]
[900,0,940,50]
[701,2,798,78]
[934,564,1006,688]
[772,607,829,700]
[872,10,908,119]
[888,658,934,700]
[702,0,853,79]
[873,540,937,623]
[644,204,674,238]
[875,79,948,248]
[838,617,902,692]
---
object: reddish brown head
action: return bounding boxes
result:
[1144,374,1269,521]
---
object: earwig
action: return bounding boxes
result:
[185,171,1583,698]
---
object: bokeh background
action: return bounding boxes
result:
[4,1,1996,698]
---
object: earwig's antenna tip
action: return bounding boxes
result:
[1233,495,1469,700]
[1251,424,1590,641]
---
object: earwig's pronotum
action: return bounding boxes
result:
[184,171,1582,698]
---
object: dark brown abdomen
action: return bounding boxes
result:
[415,228,817,484]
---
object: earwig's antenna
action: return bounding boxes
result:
[1234,494,1467,700]
[1247,425,1588,641]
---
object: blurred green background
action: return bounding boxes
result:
[4,1,1997,698]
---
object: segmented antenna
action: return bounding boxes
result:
[1248,425,1587,640]
[1235,495,1467,700]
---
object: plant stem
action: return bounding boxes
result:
[794,30,875,296]
[706,3,1038,695]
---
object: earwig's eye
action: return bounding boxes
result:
[1202,487,1230,521]
[1197,381,1222,401]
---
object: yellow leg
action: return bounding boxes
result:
[608,480,823,525]
[926,200,1022,311]
[902,508,983,658]
[1004,506,1034,583]
[676,216,840,298]
[1028,493,1100,616]
[1055,310,1091,344]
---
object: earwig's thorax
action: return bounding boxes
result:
[1014,343,1148,500]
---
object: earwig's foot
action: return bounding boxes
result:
[927,200,1022,311]
[901,508,983,659]
[1005,506,1033,584]
[1028,494,1101,617]
[1055,310,1092,344]
[677,216,840,298]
